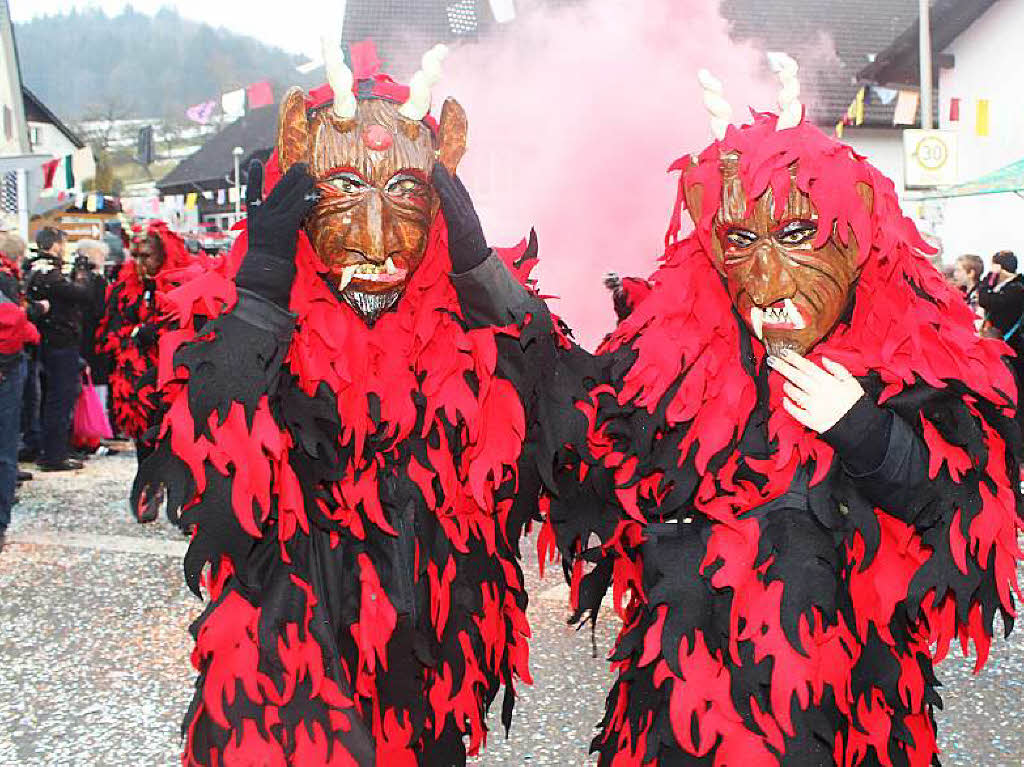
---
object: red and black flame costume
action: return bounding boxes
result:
[97,221,195,445]
[528,114,1024,765]
[134,92,546,762]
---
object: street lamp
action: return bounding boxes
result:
[232,146,244,221]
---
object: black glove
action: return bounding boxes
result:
[431,164,489,273]
[132,323,158,351]
[234,160,317,308]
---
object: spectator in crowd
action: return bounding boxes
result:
[979,251,1024,338]
[72,240,111,416]
[102,221,125,282]
[25,227,93,471]
[1,234,46,472]
[953,253,985,328]
[0,247,40,552]
[979,250,1024,416]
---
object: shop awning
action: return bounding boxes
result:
[912,157,1024,200]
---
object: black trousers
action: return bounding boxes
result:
[40,346,80,464]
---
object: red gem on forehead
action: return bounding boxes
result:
[362,124,394,151]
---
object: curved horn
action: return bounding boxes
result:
[399,44,449,122]
[322,35,357,120]
[697,68,732,141]
[767,51,802,130]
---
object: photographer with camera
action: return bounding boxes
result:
[25,227,93,471]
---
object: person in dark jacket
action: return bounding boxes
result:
[979,249,1024,405]
[72,240,111,418]
[26,227,93,471]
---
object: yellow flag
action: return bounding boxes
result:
[835,121,845,139]
[185,192,198,209]
[86,194,97,213]
[976,99,990,136]
[854,87,866,125]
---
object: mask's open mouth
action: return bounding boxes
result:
[750,298,806,339]
[337,257,409,290]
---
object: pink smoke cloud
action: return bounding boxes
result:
[439,0,778,347]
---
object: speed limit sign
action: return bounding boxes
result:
[904,129,958,187]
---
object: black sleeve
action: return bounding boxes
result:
[978,279,1024,315]
[132,288,296,525]
[26,302,46,324]
[0,272,19,303]
[820,395,931,520]
[46,275,94,305]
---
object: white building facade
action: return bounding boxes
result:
[931,0,1024,265]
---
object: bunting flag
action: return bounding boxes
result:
[846,86,866,126]
[835,87,867,139]
[1,172,18,215]
[871,86,898,106]
[976,99,990,136]
[86,194,98,213]
[246,81,273,109]
[72,147,96,184]
[228,186,240,204]
[893,89,919,125]
[488,0,517,22]
[186,100,217,124]
[185,192,198,209]
[41,158,59,189]
[949,97,960,122]
[222,88,246,120]
[216,188,226,205]
[64,154,75,190]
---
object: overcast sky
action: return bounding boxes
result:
[10,0,346,59]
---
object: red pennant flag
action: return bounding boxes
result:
[949,97,960,122]
[41,158,59,189]
[246,81,274,109]
[350,40,382,80]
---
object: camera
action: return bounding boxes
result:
[73,253,95,272]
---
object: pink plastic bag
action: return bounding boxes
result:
[73,372,114,443]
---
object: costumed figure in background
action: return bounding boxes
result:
[98,221,194,519]
[440,56,1024,765]
[135,38,545,765]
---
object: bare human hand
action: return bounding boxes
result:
[768,350,864,433]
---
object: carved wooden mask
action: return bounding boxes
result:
[276,86,468,324]
[686,155,867,356]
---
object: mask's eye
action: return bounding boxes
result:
[775,220,817,246]
[385,174,427,200]
[724,228,758,248]
[327,172,369,194]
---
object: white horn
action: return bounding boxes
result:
[322,35,357,120]
[697,68,732,141]
[399,44,449,122]
[767,51,802,130]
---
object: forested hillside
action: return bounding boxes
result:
[16,6,308,120]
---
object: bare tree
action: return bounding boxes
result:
[74,95,134,193]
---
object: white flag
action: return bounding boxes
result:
[72,147,96,185]
[222,88,246,120]
[489,0,516,22]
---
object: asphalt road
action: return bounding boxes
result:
[0,449,1021,766]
